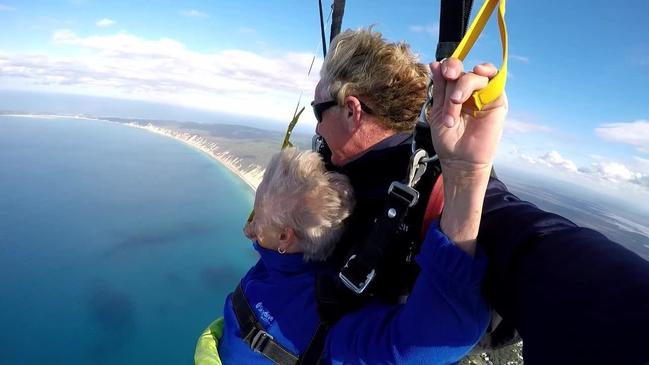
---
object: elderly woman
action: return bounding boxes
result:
[213,140,491,364]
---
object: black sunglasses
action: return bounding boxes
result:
[311,100,338,123]
[311,100,374,123]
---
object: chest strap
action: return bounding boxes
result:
[338,180,420,294]
[232,284,299,365]
[232,284,330,365]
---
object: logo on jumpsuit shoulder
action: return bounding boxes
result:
[254,302,275,325]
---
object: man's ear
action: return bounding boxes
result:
[343,95,363,131]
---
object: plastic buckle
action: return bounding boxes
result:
[388,182,419,208]
[339,254,376,294]
[250,328,274,353]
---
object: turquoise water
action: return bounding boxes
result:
[0,116,257,364]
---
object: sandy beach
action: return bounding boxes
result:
[1,113,262,191]
[129,123,263,191]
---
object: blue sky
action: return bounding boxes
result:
[1,0,648,207]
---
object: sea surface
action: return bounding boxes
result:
[0,116,257,364]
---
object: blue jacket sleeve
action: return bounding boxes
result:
[479,177,649,364]
[323,221,490,364]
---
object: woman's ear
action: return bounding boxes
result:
[279,227,296,245]
[278,227,301,253]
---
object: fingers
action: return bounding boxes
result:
[430,59,496,128]
[441,58,464,81]
[430,61,446,117]
[429,58,467,120]
[473,63,498,78]
[449,72,490,105]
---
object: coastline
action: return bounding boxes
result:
[128,123,263,192]
[0,113,111,122]
[0,113,262,192]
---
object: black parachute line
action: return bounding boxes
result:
[330,0,346,42]
[318,0,328,57]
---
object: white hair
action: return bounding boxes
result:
[257,148,354,261]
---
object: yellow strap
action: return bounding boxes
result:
[247,104,305,223]
[450,0,508,111]
[281,106,304,149]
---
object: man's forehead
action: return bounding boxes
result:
[313,80,329,102]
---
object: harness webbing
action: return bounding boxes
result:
[338,181,420,294]
[232,285,299,365]
[436,0,474,61]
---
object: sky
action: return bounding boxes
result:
[1,0,648,209]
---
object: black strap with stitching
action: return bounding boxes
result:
[232,284,299,365]
[436,0,474,61]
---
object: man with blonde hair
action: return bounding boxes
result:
[311,28,649,364]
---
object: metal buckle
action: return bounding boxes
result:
[417,75,435,127]
[388,182,419,208]
[250,328,274,353]
[339,254,376,294]
[407,149,429,187]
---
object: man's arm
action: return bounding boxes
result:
[480,177,649,364]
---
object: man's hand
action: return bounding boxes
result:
[426,58,508,254]
[427,58,508,176]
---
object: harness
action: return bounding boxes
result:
[231,284,329,365]
[337,123,441,297]
[310,123,444,359]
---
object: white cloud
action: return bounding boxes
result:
[409,24,439,38]
[52,29,187,56]
[1,30,321,123]
[633,156,649,173]
[0,3,15,11]
[542,151,579,172]
[95,18,116,27]
[580,161,640,183]
[595,120,649,153]
[510,54,530,63]
[505,118,552,134]
[519,150,578,172]
[181,9,208,18]
[515,149,648,189]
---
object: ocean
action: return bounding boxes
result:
[0,116,257,364]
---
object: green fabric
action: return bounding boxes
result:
[194,317,224,365]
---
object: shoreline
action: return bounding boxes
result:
[1,113,262,192]
[1,113,111,122]
[128,123,263,192]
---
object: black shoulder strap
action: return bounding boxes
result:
[232,284,300,365]
[298,323,330,364]
[338,180,420,294]
[436,0,474,61]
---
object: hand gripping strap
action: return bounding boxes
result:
[451,0,508,112]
